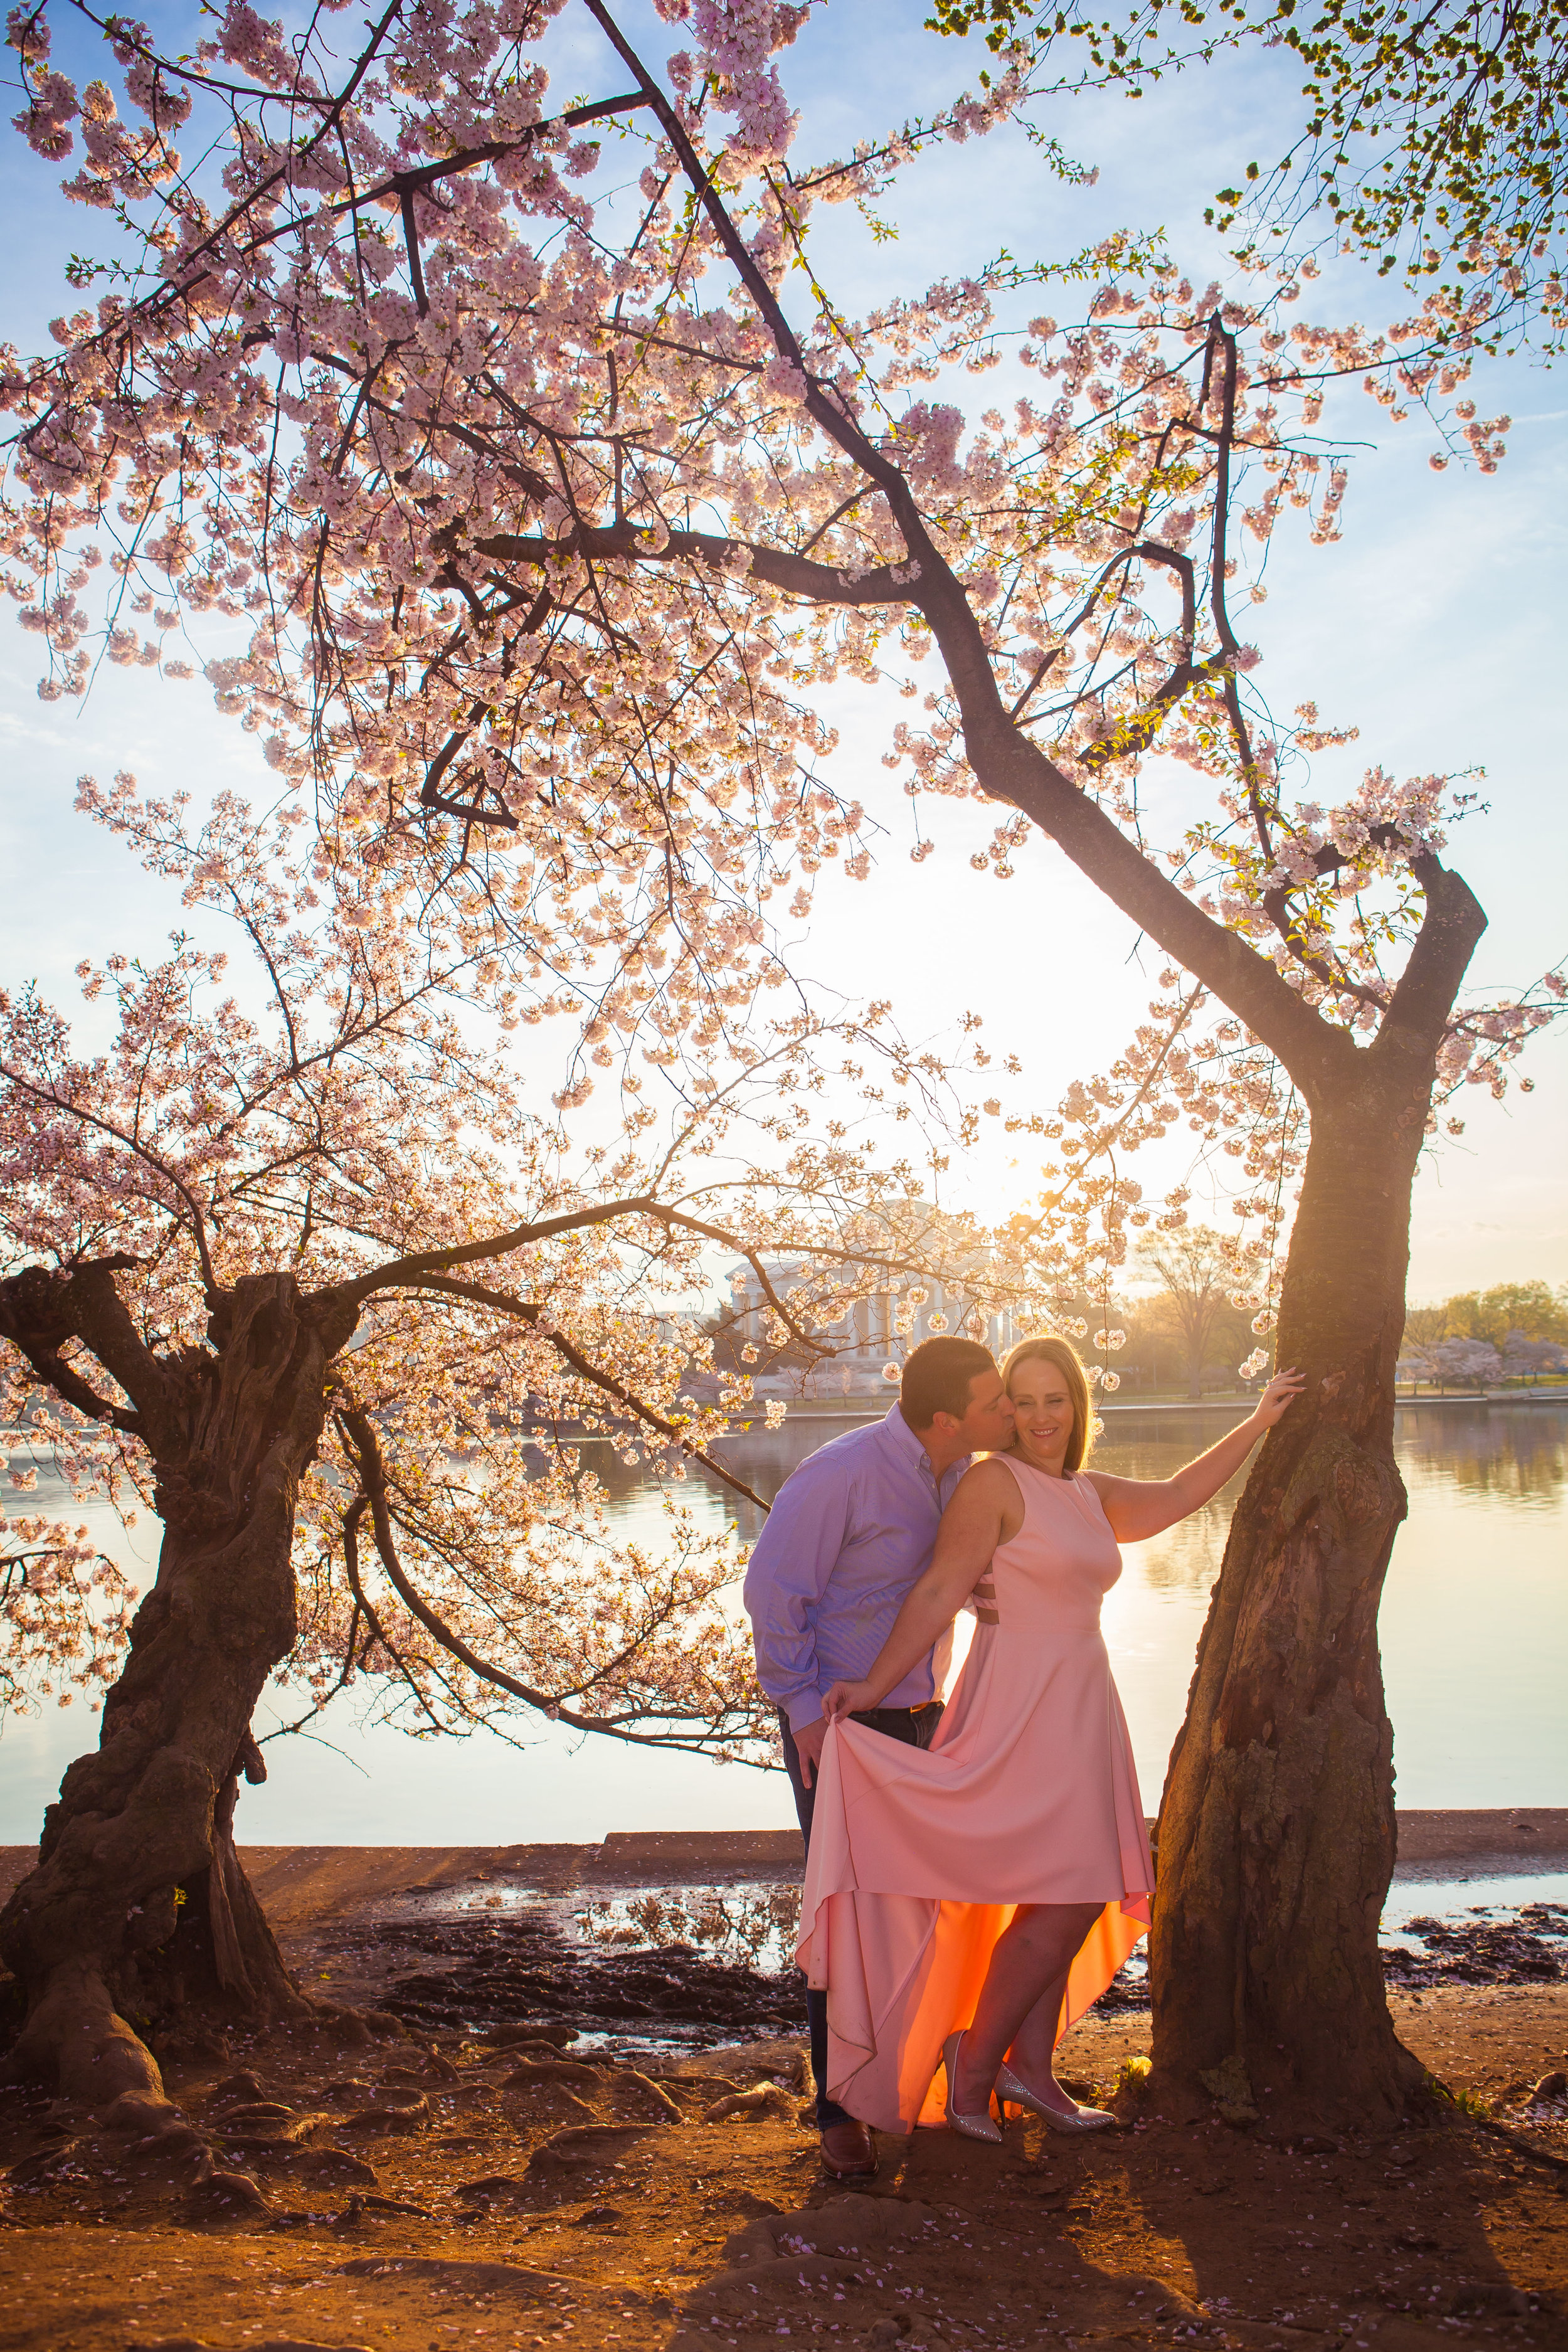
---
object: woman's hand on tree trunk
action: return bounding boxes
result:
[1249,1367,1306,1429]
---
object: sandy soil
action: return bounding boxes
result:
[2,1834,1564,2351]
[2,1984,1563,2352]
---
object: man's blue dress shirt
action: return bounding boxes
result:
[743,1405,973,1732]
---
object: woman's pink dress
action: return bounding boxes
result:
[795,1456,1155,2134]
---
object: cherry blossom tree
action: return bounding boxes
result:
[4,0,1562,2124]
[1500,1333,1568,1384]
[0,760,1002,2117]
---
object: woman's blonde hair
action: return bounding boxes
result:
[1000,1335,1094,1473]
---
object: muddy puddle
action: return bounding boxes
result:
[302,1868,1566,2050]
[1380,1895,1568,1990]
[312,1878,805,2050]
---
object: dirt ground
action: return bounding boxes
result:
[1,1986,1563,2352]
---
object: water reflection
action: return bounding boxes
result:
[1,1401,1562,1838]
[575,1883,802,1972]
[1396,1404,1567,1505]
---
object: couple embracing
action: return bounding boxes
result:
[743,1332,1301,2178]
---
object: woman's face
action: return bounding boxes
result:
[1007,1359,1078,1473]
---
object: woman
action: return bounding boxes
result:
[797,1335,1303,2141]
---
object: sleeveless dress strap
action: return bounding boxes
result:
[973,1456,1033,1623]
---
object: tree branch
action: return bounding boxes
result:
[345,1191,846,1355]
[396,1271,770,1513]
[399,187,430,319]
[1372,857,1488,1065]
[334,1403,758,1748]
[339,1491,449,1740]
[908,542,1355,1094]
[339,1195,672,1303]
[579,0,908,502]
[469,522,921,607]
[0,1260,164,1439]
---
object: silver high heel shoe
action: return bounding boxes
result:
[995,2058,1116,2132]
[940,2030,1003,2144]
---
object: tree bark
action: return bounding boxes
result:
[146,1737,302,2029]
[0,1273,356,2112]
[1148,1077,1434,2124]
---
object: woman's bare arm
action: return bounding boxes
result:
[1084,1368,1305,1542]
[821,1458,1021,1718]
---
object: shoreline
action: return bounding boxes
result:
[4,1810,1562,1924]
[728,1391,1568,1423]
[5,1392,1560,1458]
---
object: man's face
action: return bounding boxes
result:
[945,1369,1015,1454]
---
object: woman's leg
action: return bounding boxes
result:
[952,1902,1103,2116]
[1004,1954,1089,2104]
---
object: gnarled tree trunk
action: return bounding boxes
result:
[1148,1077,1434,2124]
[0,1271,354,2115]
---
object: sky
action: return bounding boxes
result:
[1,0,1564,1311]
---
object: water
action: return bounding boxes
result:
[1,1402,1562,1846]
[1382,1871,1568,1929]
[561,1873,1568,1994]
[345,1867,1568,2027]
[573,1882,804,1974]
[1098,1401,1567,1818]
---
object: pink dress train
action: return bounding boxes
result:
[795,1457,1155,2134]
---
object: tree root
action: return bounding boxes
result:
[1475,2117,1568,2175]
[0,1954,403,2124]
[1,1989,413,2233]
[0,1959,172,2118]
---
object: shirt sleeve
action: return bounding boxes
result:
[742,1452,853,1732]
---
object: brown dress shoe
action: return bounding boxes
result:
[819,2116,877,2178]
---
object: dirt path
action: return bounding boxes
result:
[2,1987,1562,2352]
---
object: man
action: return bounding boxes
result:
[743,1335,1015,2179]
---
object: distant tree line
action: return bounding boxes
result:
[1399,1281,1568,1392]
[1404,1280,1568,1349]
[1066,1262,1567,1404]
[1110,1261,1568,1402]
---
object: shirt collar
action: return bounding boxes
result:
[883,1402,968,1485]
[882,1402,926,1464]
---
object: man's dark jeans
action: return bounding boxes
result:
[781,1702,943,2128]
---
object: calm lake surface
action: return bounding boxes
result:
[2,1403,1563,1847]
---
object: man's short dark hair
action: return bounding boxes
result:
[898,1335,998,1428]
